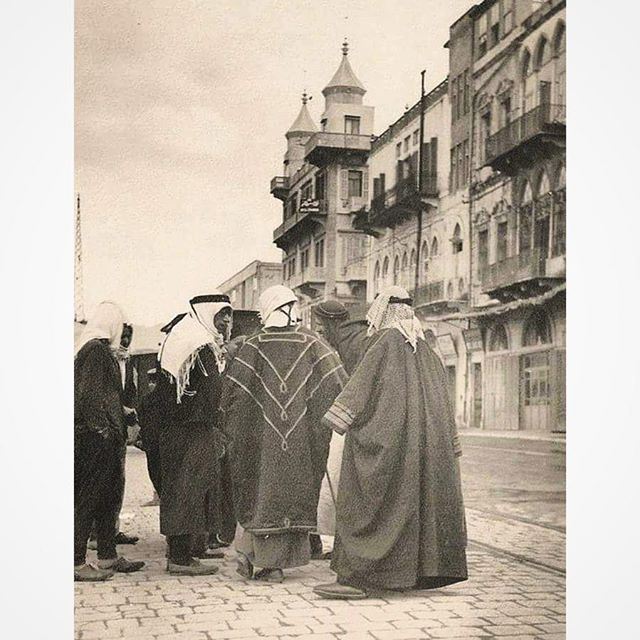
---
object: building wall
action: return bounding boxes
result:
[218,261,282,311]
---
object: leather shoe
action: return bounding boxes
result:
[98,556,145,573]
[197,549,225,560]
[254,568,284,583]
[115,532,139,545]
[313,580,368,600]
[74,563,114,582]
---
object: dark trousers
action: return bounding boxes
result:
[168,534,192,565]
[74,431,125,565]
[145,443,162,496]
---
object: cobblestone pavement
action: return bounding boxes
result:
[75,441,566,640]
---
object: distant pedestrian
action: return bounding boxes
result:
[74,302,145,581]
[314,286,468,599]
[157,292,234,575]
[222,285,346,583]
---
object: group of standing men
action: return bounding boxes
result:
[74,284,468,599]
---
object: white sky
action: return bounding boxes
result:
[75,0,476,325]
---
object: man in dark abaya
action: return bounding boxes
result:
[157,292,234,575]
[314,285,468,599]
[74,302,145,581]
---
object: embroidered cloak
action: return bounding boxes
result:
[222,326,347,534]
[324,327,468,591]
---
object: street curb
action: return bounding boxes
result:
[458,429,566,443]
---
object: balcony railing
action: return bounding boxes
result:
[305,132,371,166]
[412,281,445,307]
[370,173,439,227]
[287,266,326,290]
[273,199,328,242]
[480,247,547,293]
[485,103,566,169]
[270,176,289,202]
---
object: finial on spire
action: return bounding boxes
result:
[302,90,308,105]
[342,38,349,56]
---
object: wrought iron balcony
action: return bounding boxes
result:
[270,176,289,201]
[484,103,566,175]
[369,173,438,228]
[412,281,445,308]
[480,248,549,299]
[273,199,328,249]
[304,132,371,167]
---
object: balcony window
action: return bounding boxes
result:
[431,236,439,257]
[489,3,500,48]
[404,136,410,153]
[396,142,402,157]
[300,247,310,272]
[503,0,514,35]
[477,13,488,58]
[413,130,419,145]
[421,241,429,279]
[314,237,325,268]
[382,256,390,285]
[451,80,458,121]
[301,180,313,202]
[447,282,454,299]
[452,223,463,254]
[478,229,489,274]
[552,187,566,257]
[450,148,457,191]
[344,116,361,135]
[499,97,512,128]
[519,205,533,254]
[315,173,325,201]
[497,221,508,261]
[479,110,492,163]
[290,257,296,277]
[348,170,363,198]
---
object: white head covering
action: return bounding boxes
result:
[366,285,425,352]
[75,301,127,356]
[160,291,232,401]
[258,285,299,327]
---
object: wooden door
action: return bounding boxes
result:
[520,351,552,431]
[472,363,483,428]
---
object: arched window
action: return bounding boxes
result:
[458,277,465,295]
[521,48,532,78]
[521,49,532,114]
[393,256,400,285]
[410,249,417,276]
[421,241,429,278]
[522,310,552,347]
[382,256,389,285]
[431,236,439,257]
[534,36,550,70]
[401,252,409,288]
[488,324,509,351]
[519,180,534,254]
[373,260,381,296]
[452,223,463,254]
[552,21,566,57]
[447,281,454,299]
[536,171,551,198]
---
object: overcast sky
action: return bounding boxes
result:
[76,0,476,325]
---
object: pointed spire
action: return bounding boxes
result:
[323,38,366,97]
[286,91,317,137]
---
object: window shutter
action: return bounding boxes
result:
[373,177,380,198]
[380,172,386,194]
[362,169,369,201]
[430,137,438,178]
[421,143,430,185]
[341,169,349,199]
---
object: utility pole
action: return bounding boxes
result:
[74,193,86,323]
[414,70,426,295]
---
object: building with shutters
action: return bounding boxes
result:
[453,0,566,433]
[270,41,372,327]
[354,78,473,426]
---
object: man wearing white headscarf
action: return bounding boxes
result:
[314,285,467,599]
[156,292,234,576]
[74,302,145,581]
[221,285,347,583]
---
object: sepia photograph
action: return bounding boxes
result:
[72,1,567,638]
[8,1,640,639]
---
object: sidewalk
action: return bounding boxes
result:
[458,429,565,444]
[75,449,565,640]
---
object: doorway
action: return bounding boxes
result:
[520,351,552,430]
[472,363,483,429]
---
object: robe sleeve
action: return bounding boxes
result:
[322,331,389,434]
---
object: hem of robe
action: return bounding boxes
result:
[236,527,311,569]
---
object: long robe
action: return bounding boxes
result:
[221,326,346,539]
[157,348,230,537]
[324,328,467,591]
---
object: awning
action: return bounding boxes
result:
[420,282,566,322]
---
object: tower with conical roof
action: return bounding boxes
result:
[270,41,374,326]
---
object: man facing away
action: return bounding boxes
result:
[314,285,468,600]
[221,285,347,583]
[157,292,233,575]
[74,302,145,581]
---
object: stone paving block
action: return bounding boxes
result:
[534,623,565,633]
[485,625,540,636]
[338,621,396,633]
[254,625,313,636]
[360,609,413,622]
[371,630,437,640]
[335,633,376,640]
[390,618,445,630]
[426,627,489,638]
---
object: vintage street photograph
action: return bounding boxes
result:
[74,1,568,638]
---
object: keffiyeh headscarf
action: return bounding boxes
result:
[75,301,127,357]
[159,292,232,401]
[366,285,425,352]
[258,285,300,327]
